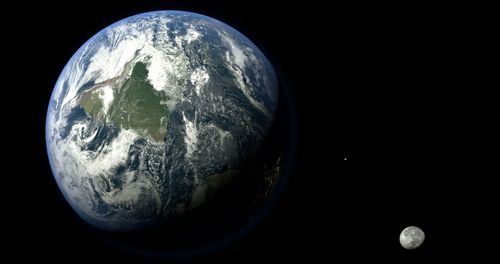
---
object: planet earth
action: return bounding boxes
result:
[46,10,284,235]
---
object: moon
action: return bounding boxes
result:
[399,226,425,249]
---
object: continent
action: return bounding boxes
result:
[80,61,170,142]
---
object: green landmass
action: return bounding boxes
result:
[79,61,170,142]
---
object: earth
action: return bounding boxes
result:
[46,10,284,237]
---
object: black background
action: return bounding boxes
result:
[6,0,498,262]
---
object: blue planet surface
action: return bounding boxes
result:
[46,11,282,232]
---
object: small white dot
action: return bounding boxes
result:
[344,157,347,161]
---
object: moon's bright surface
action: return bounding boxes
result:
[400,226,425,249]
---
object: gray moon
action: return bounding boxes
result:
[400,226,425,249]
